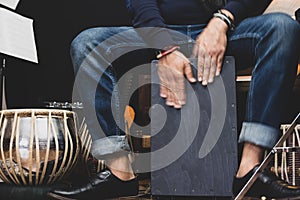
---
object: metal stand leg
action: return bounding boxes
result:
[234,112,300,200]
[0,57,5,110]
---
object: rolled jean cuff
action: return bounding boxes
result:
[91,136,131,160]
[238,122,280,149]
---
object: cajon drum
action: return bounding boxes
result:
[151,56,238,197]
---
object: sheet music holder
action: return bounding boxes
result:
[0,7,38,63]
[0,0,20,10]
[0,6,38,110]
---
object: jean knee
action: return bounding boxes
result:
[263,13,300,44]
[70,27,133,74]
[70,27,115,74]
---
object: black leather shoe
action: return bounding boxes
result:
[233,166,300,199]
[47,169,138,200]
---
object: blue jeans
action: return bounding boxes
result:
[70,13,300,159]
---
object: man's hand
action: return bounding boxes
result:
[158,50,196,109]
[192,12,231,85]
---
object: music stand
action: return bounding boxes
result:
[0,55,5,110]
[0,6,38,110]
[235,112,300,199]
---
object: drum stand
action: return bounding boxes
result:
[234,112,300,200]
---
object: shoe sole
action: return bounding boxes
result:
[47,192,76,200]
[107,194,150,200]
[47,192,140,200]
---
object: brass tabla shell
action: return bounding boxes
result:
[0,109,81,185]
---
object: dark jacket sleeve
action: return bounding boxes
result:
[126,0,175,49]
[125,0,272,48]
[224,0,272,24]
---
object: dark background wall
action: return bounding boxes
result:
[5,0,131,108]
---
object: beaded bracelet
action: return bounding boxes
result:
[213,10,235,31]
[156,46,180,59]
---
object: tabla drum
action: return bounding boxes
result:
[0,109,81,185]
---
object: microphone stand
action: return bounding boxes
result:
[234,113,300,199]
